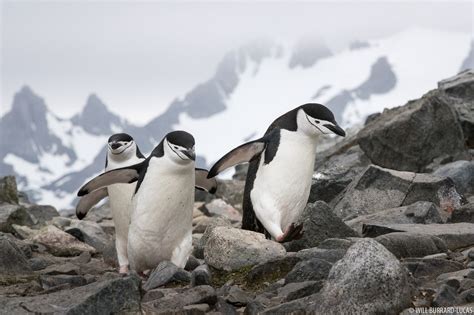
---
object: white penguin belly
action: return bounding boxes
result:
[128,159,194,271]
[251,131,316,235]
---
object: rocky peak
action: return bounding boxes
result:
[289,37,332,69]
[8,85,48,125]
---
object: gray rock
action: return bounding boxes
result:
[277,281,324,302]
[317,238,354,250]
[0,274,141,314]
[67,220,112,253]
[363,223,474,250]
[0,204,34,233]
[403,258,464,279]
[285,258,332,284]
[0,176,19,205]
[432,284,458,307]
[82,201,113,223]
[143,261,191,291]
[193,216,232,259]
[142,285,217,313]
[28,256,54,271]
[26,205,60,225]
[185,255,201,271]
[459,278,474,292]
[333,165,462,219]
[225,286,253,306]
[32,225,96,256]
[192,264,211,287]
[215,179,245,208]
[450,203,474,223]
[310,145,370,204]
[203,199,242,222]
[262,293,321,314]
[204,226,286,271]
[41,262,80,275]
[215,297,238,314]
[0,234,33,284]
[285,201,357,251]
[437,269,474,285]
[244,300,266,315]
[438,70,474,149]
[375,232,448,258]
[312,238,413,314]
[295,248,347,264]
[40,274,88,289]
[434,160,474,195]
[246,254,302,285]
[51,216,71,229]
[347,201,444,234]
[458,288,474,303]
[357,88,468,172]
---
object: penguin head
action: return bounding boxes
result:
[107,133,139,161]
[297,103,346,137]
[164,130,196,165]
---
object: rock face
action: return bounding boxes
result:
[312,239,413,314]
[357,89,468,172]
[204,226,286,271]
[333,165,462,219]
[285,201,357,251]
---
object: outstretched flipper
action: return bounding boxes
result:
[208,139,266,178]
[78,162,144,196]
[195,169,218,194]
[76,187,108,220]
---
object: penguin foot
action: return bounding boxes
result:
[276,223,304,243]
[119,265,129,275]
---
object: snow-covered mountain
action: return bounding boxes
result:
[1,28,472,210]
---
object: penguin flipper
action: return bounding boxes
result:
[208,140,266,178]
[77,163,143,196]
[76,187,108,220]
[195,168,218,194]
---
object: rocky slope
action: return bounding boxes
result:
[0,70,473,314]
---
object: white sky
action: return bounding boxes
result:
[1,0,472,125]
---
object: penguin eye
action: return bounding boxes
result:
[315,120,320,124]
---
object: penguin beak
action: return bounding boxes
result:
[182,148,196,161]
[324,124,346,137]
[110,142,122,150]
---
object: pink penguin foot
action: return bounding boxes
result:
[119,265,129,275]
[275,223,304,243]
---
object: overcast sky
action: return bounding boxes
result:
[1,0,472,125]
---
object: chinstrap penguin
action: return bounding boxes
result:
[77,130,217,273]
[76,133,145,274]
[207,103,345,243]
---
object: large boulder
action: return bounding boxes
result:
[285,201,357,252]
[312,239,414,314]
[438,70,474,149]
[32,225,96,256]
[433,160,474,196]
[0,274,141,314]
[357,88,468,172]
[332,165,462,219]
[0,176,19,205]
[204,226,286,271]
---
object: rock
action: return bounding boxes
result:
[0,234,33,284]
[438,70,474,148]
[0,274,141,314]
[362,223,474,250]
[98,219,115,236]
[215,297,238,314]
[262,293,321,314]
[39,274,88,289]
[11,224,38,239]
[277,281,324,302]
[142,285,217,313]
[0,176,19,204]
[357,89,468,172]
[285,258,332,284]
[67,220,112,253]
[185,255,201,271]
[294,248,347,263]
[28,256,54,271]
[26,205,60,225]
[225,286,253,306]
[0,204,34,233]
[244,300,266,315]
[83,201,112,223]
[183,303,211,313]
[437,269,474,285]
[17,191,30,204]
[432,284,458,307]
[433,160,474,195]
[204,226,286,271]
[347,201,444,234]
[460,278,474,292]
[246,255,302,287]
[142,287,176,303]
[51,216,71,229]
[143,261,191,291]
[403,258,464,279]
[192,264,212,286]
[458,289,474,303]
[375,232,448,258]
[312,238,413,314]
[32,225,96,256]
[450,203,474,223]
[310,145,370,204]
[203,199,242,221]
[317,238,354,250]
[42,262,80,275]
[215,179,245,208]
[333,165,462,219]
[285,201,357,252]
[193,217,232,259]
